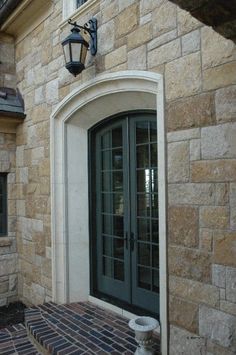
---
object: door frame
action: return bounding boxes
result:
[50,71,168,354]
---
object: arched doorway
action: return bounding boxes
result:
[51,71,167,353]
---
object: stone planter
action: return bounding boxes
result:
[128,316,159,355]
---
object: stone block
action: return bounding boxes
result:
[226,267,236,303]
[203,62,236,91]
[215,85,236,124]
[152,2,176,37]
[200,206,229,229]
[128,45,147,70]
[191,160,236,182]
[200,228,213,252]
[169,275,220,307]
[168,183,215,205]
[201,27,236,70]
[168,141,189,182]
[140,0,156,17]
[0,254,18,276]
[213,231,236,267]
[148,39,181,68]
[101,2,118,23]
[169,325,206,355]
[165,53,201,100]
[201,123,236,159]
[169,206,198,247]
[167,128,200,142]
[167,93,215,131]
[220,300,236,317]
[97,20,115,55]
[127,23,151,50]
[215,183,229,206]
[169,295,198,333]
[34,86,44,105]
[147,30,177,51]
[46,78,58,105]
[0,276,8,294]
[190,139,200,161]
[9,274,17,292]
[199,305,236,350]
[207,340,236,355]
[177,7,202,36]
[212,264,226,288]
[115,3,138,38]
[140,13,151,26]
[169,245,211,282]
[105,45,127,69]
[182,29,200,56]
[118,0,135,12]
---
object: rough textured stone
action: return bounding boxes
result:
[0,254,18,276]
[182,29,200,55]
[200,228,213,252]
[169,295,198,333]
[170,275,220,307]
[128,45,146,70]
[177,7,202,36]
[167,128,200,142]
[199,305,236,350]
[169,245,211,282]
[203,61,236,91]
[215,183,229,206]
[190,139,200,161]
[201,27,236,70]
[168,141,189,182]
[46,78,58,105]
[168,183,215,205]
[200,206,229,229]
[201,123,236,159]
[220,300,236,317]
[165,53,201,100]
[153,1,177,36]
[148,30,177,51]
[169,206,198,247]
[105,45,127,69]
[230,183,236,229]
[115,3,138,38]
[167,93,215,131]
[191,160,236,182]
[212,264,226,288]
[226,267,236,303]
[215,85,236,123]
[148,39,181,68]
[170,325,206,355]
[127,23,151,50]
[213,231,236,267]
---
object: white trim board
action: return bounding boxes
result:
[50,71,168,354]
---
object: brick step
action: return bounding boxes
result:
[24,301,160,354]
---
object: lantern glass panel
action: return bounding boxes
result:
[81,43,88,64]
[63,43,71,63]
[71,42,82,62]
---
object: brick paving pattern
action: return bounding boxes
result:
[25,302,160,354]
[0,323,41,355]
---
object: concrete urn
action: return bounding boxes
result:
[128,316,159,355]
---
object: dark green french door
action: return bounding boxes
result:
[91,113,159,315]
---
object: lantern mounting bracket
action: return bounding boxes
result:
[68,18,97,56]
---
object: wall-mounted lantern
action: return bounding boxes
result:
[62,18,97,77]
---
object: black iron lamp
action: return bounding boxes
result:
[62,18,97,77]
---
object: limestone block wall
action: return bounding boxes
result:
[0,33,16,88]
[10,0,236,353]
[0,132,18,306]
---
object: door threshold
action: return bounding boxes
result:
[88,295,160,335]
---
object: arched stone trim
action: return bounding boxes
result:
[50,71,167,354]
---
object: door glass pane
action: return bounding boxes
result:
[152,219,159,243]
[102,193,111,213]
[112,149,122,169]
[138,266,151,290]
[102,214,112,235]
[150,169,158,193]
[136,122,149,144]
[151,194,158,218]
[137,194,150,217]
[112,127,122,148]
[151,143,157,167]
[103,257,112,278]
[153,270,159,293]
[137,218,150,241]
[103,236,113,257]
[102,150,111,170]
[113,215,123,237]
[138,242,151,267]
[102,172,111,191]
[113,171,123,191]
[113,238,124,259]
[137,145,149,168]
[150,121,157,142]
[113,193,124,215]
[114,260,124,281]
[137,169,151,193]
[152,245,159,268]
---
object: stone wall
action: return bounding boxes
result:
[0,132,18,306]
[6,0,236,353]
[0,32,16,88]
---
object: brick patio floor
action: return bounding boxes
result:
[24,302,160,354]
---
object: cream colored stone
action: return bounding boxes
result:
[127,45,146,70]
[168,183,215,205]
[191,159,236,182]
[215,183,229,206]
[201,27,236,70]
[148,39,181,68]
[215,85,236,123]
[165,52,201,100]
[177,7,202,36]
[169,295,198,333]
[203,62,236,91]
[170,325,206,355]
[105,45,127,69]
[200,228,213,252]
[98,20,115,55]
[190,139,200,161]
[127,23,151,50]
[200,206,229,229]
[169,275,219,307]
[168,141,189,182]
[213,231,236,267]
[220,300,236,317]
[167,128,200,142]
[152,1,176,37]
[148,29,177,51]
[115,3,138,38]
[182,29,200,56]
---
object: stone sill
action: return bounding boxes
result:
[60,0,99,30]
